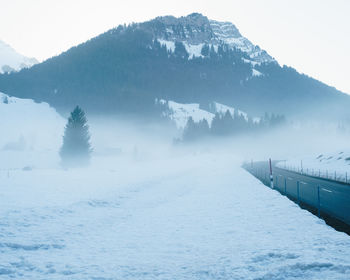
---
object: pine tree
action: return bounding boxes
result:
[60,106,92,167]
[201,44,210,56]
[198,119,210,136]
[174,42,189,59]
[182,117,210,142]
[222,110,234,134]
[183,117,196,141]
[210,113,222,135]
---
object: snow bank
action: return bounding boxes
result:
[277,151,350,182]
[0,92,65,168]
[1,152,350,279]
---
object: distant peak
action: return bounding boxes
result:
[143,13,275,64]
[186,12,207,20]
[0,39,38,73]
[154,13,210,27]
[187,12,204,17]
[209,20,242,38]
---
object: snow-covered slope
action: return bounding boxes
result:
[0,92,65,168]
[166,100,215,129]
[0,40,38,73]
[209,102,248,120]
[277,151,350,183]
[151,13,275,64]
[159,99,254,129]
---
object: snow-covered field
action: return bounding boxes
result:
[1,152,350,279]
[1,92,350,279]
[277,151,350,182]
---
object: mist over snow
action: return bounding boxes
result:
[0,92,65,169]
[0,11,350,280]
[1,91,350,278]
[1,115,350,279]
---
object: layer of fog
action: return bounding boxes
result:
[88,117,348,163]
[2,113,348,172]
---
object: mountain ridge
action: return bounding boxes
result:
[0,13,348,119]
[0,40,38,73]
[137,13,275,64]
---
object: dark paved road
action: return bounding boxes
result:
[245,161,350,227]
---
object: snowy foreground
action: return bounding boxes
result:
[1,153,350,280]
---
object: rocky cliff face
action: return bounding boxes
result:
[140,13,275,64]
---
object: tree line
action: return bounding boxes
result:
[182,110,286,142]
[59,106,285,167]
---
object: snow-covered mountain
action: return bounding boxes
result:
[0,40,38,73]
[146,13,275,64]
[0,13,347,119]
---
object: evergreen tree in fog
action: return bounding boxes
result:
[183,117,210,141]
[183,117,197,141]
[60,106,92,167]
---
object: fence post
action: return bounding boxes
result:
[317,186,321,218]
[297,181,300,205]
[269,158,274,189]
[284,177,287,195]
[301,160,303,174]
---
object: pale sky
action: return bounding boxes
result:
[1,0,350,94]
